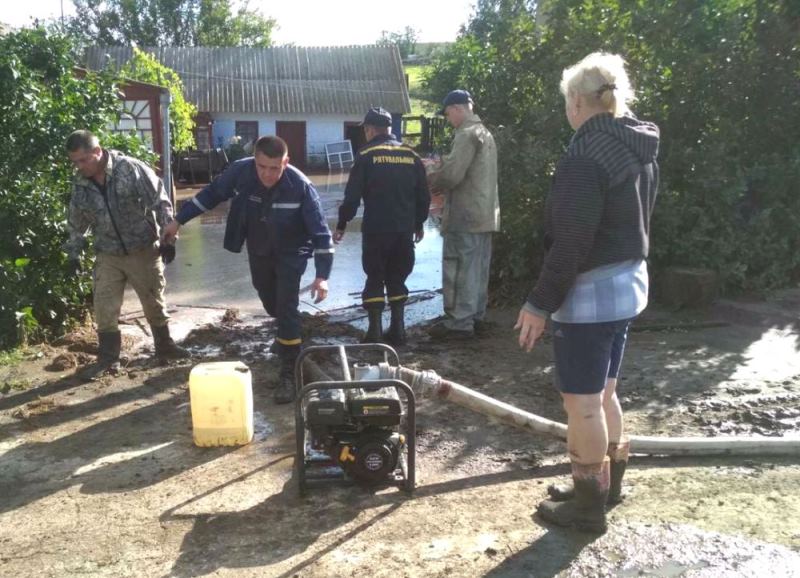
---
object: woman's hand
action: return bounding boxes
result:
[514,308,547,352]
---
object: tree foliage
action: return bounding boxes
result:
[425,0,800,297]
[66,0,276,48]
[0,28,153,348]
[121,47,197,151]
[377,27,420,59]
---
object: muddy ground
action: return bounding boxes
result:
[1,298,800,577]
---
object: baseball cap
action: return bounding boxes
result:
[360,107,393,127]
[439,89,473,115]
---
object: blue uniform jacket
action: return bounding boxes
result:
[176,158,334,279]
[337,134,430,234]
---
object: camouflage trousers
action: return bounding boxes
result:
[94,244,169,332]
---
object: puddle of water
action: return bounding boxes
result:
[186,344,223,357]
[253,410,274,442]
[125,181,443,328]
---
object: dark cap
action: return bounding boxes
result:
[439,89,473,115]
[360,107,393,127]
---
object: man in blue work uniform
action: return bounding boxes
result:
[162,136,334,404]
[335,107,430,345]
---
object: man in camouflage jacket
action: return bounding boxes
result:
[65,130,188,379]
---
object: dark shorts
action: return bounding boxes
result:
[551,318,632,395]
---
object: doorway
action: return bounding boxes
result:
[344,122,366,153]
[276,121,307,171]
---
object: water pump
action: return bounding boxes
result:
[294,344,415,493]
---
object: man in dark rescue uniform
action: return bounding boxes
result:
[163,136,334,404]
[335,107,430,345]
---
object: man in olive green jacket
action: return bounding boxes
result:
[426,90,500,339]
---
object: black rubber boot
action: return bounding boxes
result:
[538,458,610,534]
[547,441,629,505]
[269,340,280,355]
[383,301,407,346]
[79,331,121,380]
[274,349,298,405]
[152,324,191,360]
[607,441,629,505]
[362,308,383,344]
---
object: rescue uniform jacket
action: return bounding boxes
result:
[427,114,500,234]
[337,134,430,234]
[66,150,173,259]
[175,158,334,279]
[527,113,660,314]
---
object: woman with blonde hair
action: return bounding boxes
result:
[514,52,660,533]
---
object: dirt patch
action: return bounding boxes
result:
[1,304,799,577]
[45,352,80,372]
[11,397,62,420]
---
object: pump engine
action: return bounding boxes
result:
[295,345,415,492]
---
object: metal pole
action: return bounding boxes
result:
[159,91,173,205]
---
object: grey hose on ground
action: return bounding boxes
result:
[384,365,800,457]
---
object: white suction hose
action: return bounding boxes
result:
[383,365,800,457]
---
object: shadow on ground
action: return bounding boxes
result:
[0,366,237,516]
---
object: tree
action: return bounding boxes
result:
[121,47,197,151]
[377,26,419,59]
[195,0,276,47]
[65,0,276,47]
[0,28,154,348]
[426,0,800,296]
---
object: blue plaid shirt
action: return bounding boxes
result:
[549,259,648,324]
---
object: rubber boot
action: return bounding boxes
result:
[274,349,298,405]
[79,331,121,380]
[547,441,630,505]
[607,441,629,505]
[362,308,383,344]
[537,458,610,534]
[152,324,191,360]
[383,301,407,346]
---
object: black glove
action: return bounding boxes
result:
[67,258,82,276]
[159,242,176,265]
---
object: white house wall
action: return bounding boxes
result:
[211,113,363,166]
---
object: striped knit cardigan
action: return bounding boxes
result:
[527,113,660,314]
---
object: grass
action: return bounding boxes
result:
[1,346,36,394]
[0,348,26,367]
[1,378,32,394]
[405,64,438,117]
[405,65,429,95]
[404,64,438,146]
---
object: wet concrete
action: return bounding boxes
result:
[126,175,443,326]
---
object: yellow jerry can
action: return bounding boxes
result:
[189,361,254,447]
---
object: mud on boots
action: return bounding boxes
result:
[547,440,630,506]
[151,324,191,361]
[79,330,121,381]
[362,306,384,344]
[383,299,407,346]
[537,458,610,534]
[274,345,299,405]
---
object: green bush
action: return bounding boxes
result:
[121,47,197,152]
[0,28,153,348]
[426,0,800,298]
